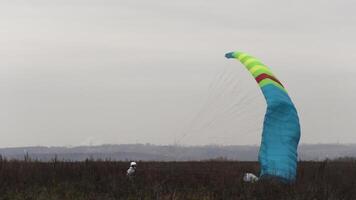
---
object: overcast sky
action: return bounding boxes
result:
[1,0,355,147]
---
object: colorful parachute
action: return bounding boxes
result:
[225,51,301,182]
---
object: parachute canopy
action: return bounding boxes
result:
[225,51,301,182]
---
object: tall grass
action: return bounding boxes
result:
[0,158,356,199]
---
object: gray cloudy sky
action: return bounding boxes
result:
[1,0,355,147]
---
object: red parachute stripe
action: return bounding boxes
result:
[255,73,284,87]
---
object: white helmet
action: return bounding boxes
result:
[130,161,137,167]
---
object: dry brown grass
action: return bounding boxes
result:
[0,158,356,199]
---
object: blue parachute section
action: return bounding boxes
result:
[259,85,300,182]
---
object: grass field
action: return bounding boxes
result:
[0,158,355,200]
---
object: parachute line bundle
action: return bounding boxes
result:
[225,51,301,182]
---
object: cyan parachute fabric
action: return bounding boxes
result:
[225,51,301,182]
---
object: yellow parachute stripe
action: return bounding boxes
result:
[252,69,274,78]
[243,58,260,66]
[237,53,249,60]
[249,65,272,75]
[246,61,264,70]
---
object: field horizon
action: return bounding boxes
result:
[1,143,356,162]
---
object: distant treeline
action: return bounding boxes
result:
[1,143,356,161]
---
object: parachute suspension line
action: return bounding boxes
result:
[217,92,261,122]
[198,68,233,119]
[200,93,261,132]
[175,66,235,144]
[208,67,230,95]
[196,73,262,134]
[197,93,249,132]
[178,63,255,145]
[178,63,263,145]
[199,67,244,129]
[203,68,237,112]
[196,67,245,129]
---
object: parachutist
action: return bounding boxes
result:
[127,161,137,179]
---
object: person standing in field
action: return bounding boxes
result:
[127,161,137,178]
